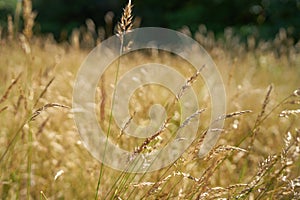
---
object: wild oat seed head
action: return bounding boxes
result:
[117,0,133,35]
[23,0,36,39]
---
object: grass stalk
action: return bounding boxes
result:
[95,1,133,199]
[27,127,33,200]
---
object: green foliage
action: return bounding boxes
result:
[32,0,109,40]
[135,0,300,40]
[0,0,299,41]
[0,0,18,10]
[0,0,17,27]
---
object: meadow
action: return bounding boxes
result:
[0,1,300,199]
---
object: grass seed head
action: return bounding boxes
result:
[117,0,133,35]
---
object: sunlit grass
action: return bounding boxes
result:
[0,1,300,198]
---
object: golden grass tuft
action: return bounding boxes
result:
[117,0,133,35]
[22,0,36,40]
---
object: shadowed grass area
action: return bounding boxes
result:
[0,32,299,199]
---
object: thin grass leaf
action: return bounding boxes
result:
[0,72,22,104]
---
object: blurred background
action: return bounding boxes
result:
[0,0,299,42]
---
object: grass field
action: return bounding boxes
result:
[1,1,300,199]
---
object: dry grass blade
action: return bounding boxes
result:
[198,184,248,199]
[0,106,8,114]
[248,85,273,149]
[0,72,22,104]
[190,129,209,157]
[146,171,199,195]
[144,170,201,196]
[36,117,50,136]
[196,129,208,147]
[176,64,205,100]
[13,89,27,114]
[173,171,200,182]
[118,111,136,138]
[30,103,70,121]
[191,128,225,159]
[117,0,133,35]
[133,118,170,154]
[216,110,252,121]
[149,174,173,194]
[254,84,273,127]
[204,145,247,161]
[33,77,55,107]
[131,181,155,188]
[100,77,106,121]
[179,108,205,129]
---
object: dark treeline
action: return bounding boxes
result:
[0,0,299,41]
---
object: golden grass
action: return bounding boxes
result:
[0,1,300,199]
[117,0,133,35]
